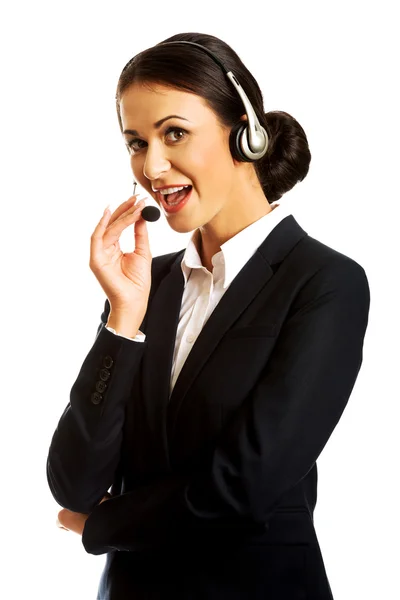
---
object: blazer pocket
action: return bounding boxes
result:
[224,324,278,339]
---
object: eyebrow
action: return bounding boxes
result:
[123,115,190,136]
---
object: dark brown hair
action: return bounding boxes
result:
[115,32,311,204]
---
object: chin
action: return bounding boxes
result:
[168,221,197,234]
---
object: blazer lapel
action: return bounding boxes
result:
[141,215,307,467]
[140,257,185,469]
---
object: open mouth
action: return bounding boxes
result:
[159,185,192,206]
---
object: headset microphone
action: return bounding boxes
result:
[141,205,161,222]
[133,180,161,222]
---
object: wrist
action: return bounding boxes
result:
[107,311,144,338]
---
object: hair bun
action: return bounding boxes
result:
[257,111,311,203]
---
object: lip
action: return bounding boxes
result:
[152,184,192,191]
[158,186,193,214]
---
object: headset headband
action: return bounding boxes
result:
[157,41,268,159]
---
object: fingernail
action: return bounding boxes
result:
[135,197,147,207]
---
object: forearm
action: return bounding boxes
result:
[47,324,146,513]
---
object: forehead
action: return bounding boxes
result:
[120,82,212,128]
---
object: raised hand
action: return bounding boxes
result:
[89,195,152,315]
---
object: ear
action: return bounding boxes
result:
[239,114,248,122]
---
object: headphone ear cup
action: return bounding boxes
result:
[229,122,254,162]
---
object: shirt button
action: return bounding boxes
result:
[186,334,195,343]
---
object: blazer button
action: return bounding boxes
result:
[99,368,111,381]
[96,380,107,393]
[91,392,103,405]
[103,355,114,369]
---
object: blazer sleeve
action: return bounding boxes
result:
[46,298,147,513]
[82,258,371,555]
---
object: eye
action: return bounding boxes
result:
[126,126,188,154]
[165,126,187,143]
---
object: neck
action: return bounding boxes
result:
[197,194,274,272]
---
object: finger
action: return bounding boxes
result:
[132,211,151,258]
[57,509,71,529]
[57,509,88,535]
[101,199,146,249]
[91,199,142,256]
[56,517,69,531]
[57,508,78,529]
[111,198,146,228]
[91,195,140,245]
[108,195,142,226]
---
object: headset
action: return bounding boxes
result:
[153,41,269,163]
[130,41,270,218]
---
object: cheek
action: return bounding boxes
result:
[188,139,232,185]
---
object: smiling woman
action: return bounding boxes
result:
[114,34,311,256]
[46,31,370,600]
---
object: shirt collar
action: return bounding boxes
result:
[181,202,293,289]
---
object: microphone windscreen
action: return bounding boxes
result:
[141,206,161,222]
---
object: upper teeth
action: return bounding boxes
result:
[159,185,190,195]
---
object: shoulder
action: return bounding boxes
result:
[297,232,367,276]
[291,233,370,316]
[284,220,368,291]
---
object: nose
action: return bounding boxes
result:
[143,142,170,182]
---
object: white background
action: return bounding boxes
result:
[1,1,398,598]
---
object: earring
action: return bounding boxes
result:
[133,180,137,195]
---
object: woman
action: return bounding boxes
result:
[48,32,370,599]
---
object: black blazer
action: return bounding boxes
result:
[47,214,370,599]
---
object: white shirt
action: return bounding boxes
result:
[106,202,292,397]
